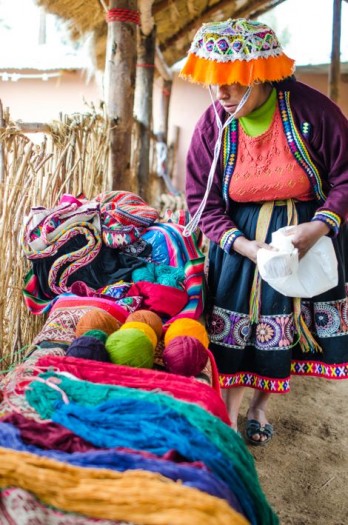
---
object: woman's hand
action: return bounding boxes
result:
[233,237,274,263]
[285,221,330,259]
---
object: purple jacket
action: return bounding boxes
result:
[186,79,348,250]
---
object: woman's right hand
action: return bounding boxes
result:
[233,237,274,264]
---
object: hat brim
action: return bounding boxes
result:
[179,53,295,87]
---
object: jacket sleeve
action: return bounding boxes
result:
[310,100,348,235]
[185,118,245,253]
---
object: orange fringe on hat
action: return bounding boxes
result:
[179,53,295,87]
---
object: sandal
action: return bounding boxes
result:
[245,419,274,446]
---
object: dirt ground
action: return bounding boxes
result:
[238,376,348,524]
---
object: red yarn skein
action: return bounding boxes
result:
[163,335,208,377]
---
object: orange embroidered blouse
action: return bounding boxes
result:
[228,107,314,202]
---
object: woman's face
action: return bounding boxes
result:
[215,83,272,118]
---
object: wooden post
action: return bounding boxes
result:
[157,78,172,144]
[329,0,342,102]
[104,0,138,191]
[133,26,156,202]
[0,100,4,184]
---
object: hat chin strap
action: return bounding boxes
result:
[183,85,252,237]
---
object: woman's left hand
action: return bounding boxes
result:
[285,221,330,259]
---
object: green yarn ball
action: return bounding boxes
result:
[105,328,154,369]
[82,329,108,344]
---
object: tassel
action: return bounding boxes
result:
[249,271,262,324]
[293,298,322,353]
[248,201,275,323]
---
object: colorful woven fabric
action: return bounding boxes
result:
[142,222,204,267]
[22,198,100,258]
[96,191,159,248]
[22,198,102,295]
[0,448,250,525]
[32,296,127,348]
[180,18,295,86]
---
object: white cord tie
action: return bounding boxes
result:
[183,86,252,237]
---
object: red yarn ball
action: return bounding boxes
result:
[163,335,208,377]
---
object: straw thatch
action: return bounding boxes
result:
[0,102,110,373]
[36,0,287,70]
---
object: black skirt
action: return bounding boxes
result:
[206,200,348,393]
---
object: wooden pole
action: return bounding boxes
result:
[0,100,4,184]
[133,26,156,202]
[155,45,173,82]
[157,78,172,144]
[329,0,342,102]
[104,0,138,191]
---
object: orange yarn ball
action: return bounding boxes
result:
[120,321,157,349]
[76,308,122,337]
[164,318,209,348]
[126,310,163,339]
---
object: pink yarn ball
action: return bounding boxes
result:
[163,335,208,377]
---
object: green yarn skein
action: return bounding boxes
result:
[132,262,185,289]
[82,329,108,344]
[132,265,156,283]
[105,328,154,369]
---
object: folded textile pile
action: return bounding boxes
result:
[0,192,279,524]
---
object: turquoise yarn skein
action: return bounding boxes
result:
[105,328,154,369]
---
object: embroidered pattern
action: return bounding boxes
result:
[311,209,341,235]
[291,360,348,379]
[301,121,311,138]
[222,118,238,203]
[208,296,348,350]
[189,19,284,63]
[219,228,243,252]
[301,297,348,337]
[279,91,326,202]
[220,372,291,392]
[32,307,92,346]
[207,306,295,350]
[220,360,348,391]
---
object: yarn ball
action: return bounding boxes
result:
[119,321,157,349]
[82,329,108,344]
[164,318,209,348]
[126,309,163,339]
[66,336,111,363]
[76,309,121,337]
[163,336,209,377]
[105,328,154,369]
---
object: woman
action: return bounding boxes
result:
[180,19,348,445]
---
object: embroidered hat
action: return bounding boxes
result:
[180,18,295,86]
